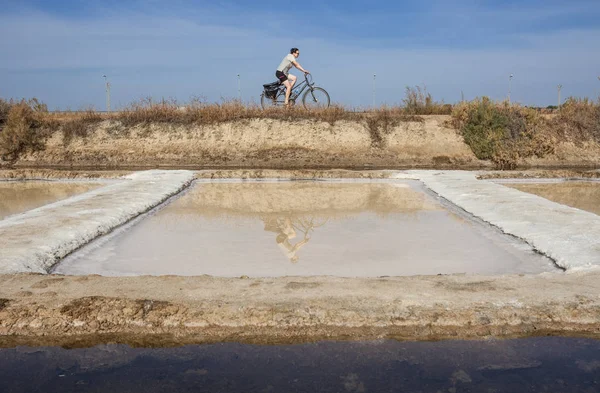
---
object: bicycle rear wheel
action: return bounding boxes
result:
[302,87,330,110]
[261,93,278,110]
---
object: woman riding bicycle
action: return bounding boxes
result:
[276,48,310,107]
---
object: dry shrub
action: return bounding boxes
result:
[113,98,358,127]
[452,98,554,169]
[548,98,600,143]
[364,107,422,148]
[403,86,452,115]
[27,98,432,135]
[62,109,104,145]
[0,101,47,161]
[0,99,14,125]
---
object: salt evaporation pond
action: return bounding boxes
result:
[0,181,103,220]
[54,180,557,277]
[503,180,600,216]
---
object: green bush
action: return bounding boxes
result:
[452,98,553,169]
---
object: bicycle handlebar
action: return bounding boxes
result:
[304,73,314,85]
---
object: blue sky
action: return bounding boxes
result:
[1,0,599,109]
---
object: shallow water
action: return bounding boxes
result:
[0,181,102,220]
[1,337,599,393]
[504,181,600,216]
[55,180,555,277]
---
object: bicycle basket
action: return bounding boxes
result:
[263,82,280,99]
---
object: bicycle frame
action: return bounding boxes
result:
[272,74,315,104]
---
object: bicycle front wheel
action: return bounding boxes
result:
[302,87,330,110]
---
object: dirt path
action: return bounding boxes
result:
[1,272,599,347]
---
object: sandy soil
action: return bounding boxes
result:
[0,272,599,347]
[479,169,600,180]
[10,116,484,169]
[0,169,131,179]
[2,115,599,170]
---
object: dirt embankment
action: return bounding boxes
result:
[1,272,599,347]
[7,116,485,169]
[0,169,131,179]
[3,114,599,170]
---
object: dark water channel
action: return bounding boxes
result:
[1,337,599,392]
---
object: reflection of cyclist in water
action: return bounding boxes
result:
[263,216,311,263]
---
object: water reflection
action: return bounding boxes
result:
[177,181,441,216]
[262,216,328,263]
[54,181,555,277]
[504,181,600,216]
[1,338,599,393]
[0,181,102,220]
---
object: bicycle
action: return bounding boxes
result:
[261,73,330,110]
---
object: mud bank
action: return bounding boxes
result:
[0,169,132,180]
[1,272,599,347]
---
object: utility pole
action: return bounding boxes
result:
[508,74,513,104]
[102,75,111,112]
[557,84,562,111]
[372,73,376,108]
[237,74,241,101]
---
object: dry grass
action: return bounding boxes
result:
[60,109,105,145]
[364,107,422,148]
[0,100,48,161]
[0,99,13,125]
[112,98,396,127]
[3,93,600,167]
[26,86,449,128]
[402,86,453,115]
[547,98,600,144]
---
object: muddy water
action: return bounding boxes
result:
[55,180,555,277]
[504,181,600,216]
[1,338,599,393]
[0,181,103,220]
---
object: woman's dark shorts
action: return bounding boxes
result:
[276,70,288,83]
